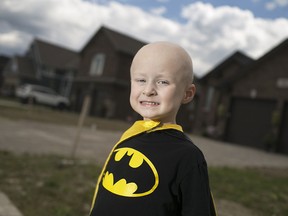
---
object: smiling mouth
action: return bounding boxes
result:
[140,101,160,106]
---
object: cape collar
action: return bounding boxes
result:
[118,120,183,144]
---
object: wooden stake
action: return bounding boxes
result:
[71,94,91,160]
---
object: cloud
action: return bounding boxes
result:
[180,2,288,74]
[0,0,106,53]
[266,0,288,10]
[0,0,288,77]
[150,6,167,16]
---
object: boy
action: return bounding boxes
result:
[89,42,217,216]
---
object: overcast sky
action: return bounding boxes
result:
[0,0,288,77]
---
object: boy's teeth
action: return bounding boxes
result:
[142,101,159,105]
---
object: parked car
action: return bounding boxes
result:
[15,84,70,109]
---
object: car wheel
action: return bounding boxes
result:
[28,97,36,105]
[57,103,66,110]
[20,98,28,104]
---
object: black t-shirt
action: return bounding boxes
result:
[90,128,216,216]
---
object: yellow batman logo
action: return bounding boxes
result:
[102,147,159,197]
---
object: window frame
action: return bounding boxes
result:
[89,53,106,76]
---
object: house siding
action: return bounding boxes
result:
[232,47,288,100]
[79,32,118,78]
[229,40,288,154]
[196,39,288,154]
[72,27,139,121]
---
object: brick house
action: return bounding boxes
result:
[71,26,146,120]
[194,51,254,136]
[196,38,288,154]
[2,39,78,96]
[0,55,10,93]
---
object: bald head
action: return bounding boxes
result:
[129,42,196,123]
[131,42,194,85]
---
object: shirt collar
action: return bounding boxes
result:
[118,120,183,144]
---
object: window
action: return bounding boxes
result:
[205,87,215,111]
[11,58,18,73]
[89,53,105,76]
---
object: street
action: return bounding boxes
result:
[1,117,288,168]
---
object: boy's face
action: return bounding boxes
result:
[130,42,195,124]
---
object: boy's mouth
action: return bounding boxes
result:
[140,101,160,106]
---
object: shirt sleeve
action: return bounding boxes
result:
[179,154,216,216]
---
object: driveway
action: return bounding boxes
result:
[0,117,288,168]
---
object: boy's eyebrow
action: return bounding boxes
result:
[132,72,173,79]
[153,73,175,80]
[131,74,146,79]
[131,72,146,77]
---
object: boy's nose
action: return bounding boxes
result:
[142,84,157,96]
[142,90,156,96]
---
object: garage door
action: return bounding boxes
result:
[279,101,288,154]
[226,98,276,150]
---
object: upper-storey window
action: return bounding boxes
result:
[11,58,18,73]
[89,53,105,76]
[205,86,215,111]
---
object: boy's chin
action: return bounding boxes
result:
[143,116,175,124]
[142,116,160,122]
[143,117,157,121]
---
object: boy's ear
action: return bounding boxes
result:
[182,84,196,104]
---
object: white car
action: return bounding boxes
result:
[15,84,70,109]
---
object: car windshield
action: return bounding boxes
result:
[31,86,56,94]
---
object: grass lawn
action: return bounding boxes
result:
[209,167,288,216]
[0,151,287,216]
[0,151,99,216]
[0,98,131,131]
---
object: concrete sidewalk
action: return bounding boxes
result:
[0,192,22,216]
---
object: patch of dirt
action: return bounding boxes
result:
[215,199,257,216]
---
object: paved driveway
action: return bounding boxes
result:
[1,117,288,168]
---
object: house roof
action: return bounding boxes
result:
[82,26,147,55]
[16,56,35,77]
[200,51,254,82]
[200,37,288,88]
[226,37,288,85]
[29,39,79,70]
[257,38,288,62]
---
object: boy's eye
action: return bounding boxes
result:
[135,79,146,83]
[157,80,169,85]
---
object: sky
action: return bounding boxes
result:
[0,0,288,77]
